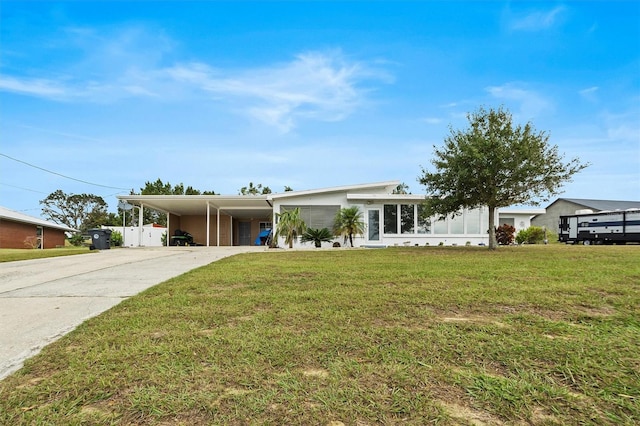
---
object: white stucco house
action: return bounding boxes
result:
[117,181,544,248]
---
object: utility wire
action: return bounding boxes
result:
[0,182,49,194]
[0,152,130,191]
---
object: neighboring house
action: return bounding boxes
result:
[118,181,544,248]
[101,224,167,247]
[0,206,78,249]
[532,198,640,233]
[497,208,546,235]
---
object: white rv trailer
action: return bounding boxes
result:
[558,209,640,245]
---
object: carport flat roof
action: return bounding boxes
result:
[117,195,274,220]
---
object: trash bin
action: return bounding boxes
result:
[89,229,112,250]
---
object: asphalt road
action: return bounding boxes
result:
[0,246,260,380]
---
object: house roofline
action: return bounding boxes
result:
[0,206,79,232]
[270,181,401,200]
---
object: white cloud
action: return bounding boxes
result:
[603,110,640,145]
[0,22,389,132]
[248,105,295,133]
[485,83,552,119]
[123,85,160,97]
[507,6,566,32]
[579,86,598,95]
[0,76,67,98]
[165,51,389,132]
[607,124,640,143]
[422,117,443,125]
[579,86,599,102]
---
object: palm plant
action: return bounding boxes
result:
[275,207,307,248]
[333,206,366,247]
[301,227,333,248]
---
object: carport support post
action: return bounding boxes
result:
[166,212,170,247]
[217,208,221,247]
[206,203,210,247]
[138,204,144,247]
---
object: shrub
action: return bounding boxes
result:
[546,229,558,244]
[301,228,333,248]
[515,226,546,244]
[68,234,85,247]
[110,230,123,247]
[495,223,516,245]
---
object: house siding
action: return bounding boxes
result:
[179,215,208,246]
[0,219,66,249]
[42,228,67,249]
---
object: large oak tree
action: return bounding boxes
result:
[40,190,108,231]
[419,106,589,249]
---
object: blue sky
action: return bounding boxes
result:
[1,1,639,217]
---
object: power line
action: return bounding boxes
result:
[0,182,49,194]
[0,152,130,191]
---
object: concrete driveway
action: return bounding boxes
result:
[0,246,261,380]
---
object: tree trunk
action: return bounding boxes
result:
[488,205,498,250]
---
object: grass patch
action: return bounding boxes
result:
[0,247,93,263]
[1,245,638,424]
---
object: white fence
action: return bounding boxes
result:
[102,225,166,247]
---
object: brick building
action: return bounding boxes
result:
[0,206,78,249]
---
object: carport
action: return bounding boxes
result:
[117,195,274,247]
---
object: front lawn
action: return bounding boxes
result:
[1,245,638,425]
[0,247,93,263]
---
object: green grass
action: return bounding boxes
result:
[1,245,638,425]
[0,247,93,263]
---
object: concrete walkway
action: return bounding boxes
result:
[0,246,261,380]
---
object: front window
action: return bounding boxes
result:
[384,204,398,234]
[259,222,272,231]
[417,204,430,234]
[401,204,414,234]
[433,218,448,234]
[450,215,464,234]
[466,209,481,234]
